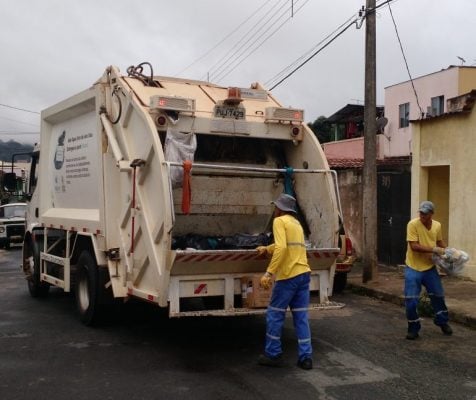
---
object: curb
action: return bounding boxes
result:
[347,283,476,330]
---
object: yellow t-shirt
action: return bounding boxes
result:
[405,217,443,271]
[264,214,311,281]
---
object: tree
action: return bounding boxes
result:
[308,116,332,143]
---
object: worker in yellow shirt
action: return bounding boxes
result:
[256,193,312,370]
[405,200,452,340]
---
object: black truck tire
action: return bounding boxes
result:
[27,239,50,298]
[75,250,114,326]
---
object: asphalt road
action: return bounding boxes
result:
[1,247,476,400]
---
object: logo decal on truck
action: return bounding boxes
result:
[54,130,66,170]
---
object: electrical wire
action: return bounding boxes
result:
[387,1,423,117]
[213,0,311,83]
[0,103,39,114]
[0,116,39,127]
[269,18,357,90]
[265,13,358,88]
[205,0,289,81]
[267,0,399,91]
[175,0,274,77]
[217,0,309,82]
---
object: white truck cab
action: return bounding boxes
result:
[0,202,26,249]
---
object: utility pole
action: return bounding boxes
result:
[362,0,378,283]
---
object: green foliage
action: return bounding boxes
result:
[0,140,33,162]
[308,116,332,143]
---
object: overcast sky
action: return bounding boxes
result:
[1,0,475,144]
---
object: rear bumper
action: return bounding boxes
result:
[169,301,345,317]
[335,256,355,273]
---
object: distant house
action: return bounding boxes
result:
[411,90,476,280]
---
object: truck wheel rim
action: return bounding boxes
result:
[78,275,90,311]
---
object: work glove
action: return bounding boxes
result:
[256,246,268,256]
[432,246,446,256]
[260,272,273,290]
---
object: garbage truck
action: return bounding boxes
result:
[22,62,343,324]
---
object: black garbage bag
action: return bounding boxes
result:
[172,233,272,250]
[172,234,219,250]
[220,233,272,249]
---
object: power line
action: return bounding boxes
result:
[0,103,39,114]
[387,0,424,117]
[269,18,358,90]
[175,0,274,77]
[205,0,289,81]
[214,0,311,83]
[265,13,358,88]
[0,116,39,127]
[267,0,399,91]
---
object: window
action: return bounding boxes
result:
[431,95,444,116]
[0,204,26,218]
[399,103,410,128]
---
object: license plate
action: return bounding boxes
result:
[214,105,245,120]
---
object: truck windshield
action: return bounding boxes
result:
[0,205,26,218]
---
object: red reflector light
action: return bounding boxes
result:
[157,115,167,126]
[345,237,352,256]
[294,111,302,120]
[159,99,167,106]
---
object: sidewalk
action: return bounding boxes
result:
[347,264,476,330]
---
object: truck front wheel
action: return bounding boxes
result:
[27,239,50,298]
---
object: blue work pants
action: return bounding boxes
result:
[265,272,312,362]
[404,266,449,333]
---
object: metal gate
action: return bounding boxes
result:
[377,170,411,266]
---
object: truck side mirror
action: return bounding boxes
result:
[3,173,17,191]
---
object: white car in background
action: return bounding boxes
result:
[0,202,26,249]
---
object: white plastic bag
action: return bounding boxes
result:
[164,128,197,188]
[432,247,469,275]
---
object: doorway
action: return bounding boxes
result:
[426,165,450,243]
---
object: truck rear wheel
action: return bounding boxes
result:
[75,250,116,326]
[27,239,50,298]
[75,250,104,326]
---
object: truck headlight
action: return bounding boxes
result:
[0,226,4,233]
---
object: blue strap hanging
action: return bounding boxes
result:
[284,166,295,196]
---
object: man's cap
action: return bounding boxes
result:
[271,193,297,213]
[419,200,434,214]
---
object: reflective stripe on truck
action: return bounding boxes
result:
[174,248,340,263]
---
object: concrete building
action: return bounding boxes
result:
[384,65,476,157]
[411,90,476,280]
